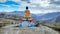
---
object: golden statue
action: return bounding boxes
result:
[24,6,31,20]
[19,6,35,28]
[20,6,34,23]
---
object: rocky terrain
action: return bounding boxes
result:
[0,12,60,34]
[0,25,59,34]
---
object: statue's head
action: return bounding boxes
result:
[26,6,28,10]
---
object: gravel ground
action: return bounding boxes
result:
[0,25,59,34]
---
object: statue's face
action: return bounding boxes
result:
[24,10,30,17]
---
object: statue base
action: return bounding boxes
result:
[19,18,35,28]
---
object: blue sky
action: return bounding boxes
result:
[0,0,60,14]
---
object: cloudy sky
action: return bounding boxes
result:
[0,0,60,14]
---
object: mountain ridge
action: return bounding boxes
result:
[0,11,60,22]
[9,11,60,22]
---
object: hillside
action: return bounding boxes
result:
[55,16,60,22]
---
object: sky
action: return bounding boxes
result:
[0,0,60,14]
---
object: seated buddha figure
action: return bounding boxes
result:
[24,6,31,19]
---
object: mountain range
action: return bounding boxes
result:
[8,11,60,22]
[8,11,38,20]
[38,12,60,20]
[0,11,60,22]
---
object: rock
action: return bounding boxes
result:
[0,26,59,34]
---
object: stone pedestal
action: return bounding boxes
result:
[19,18,35,28]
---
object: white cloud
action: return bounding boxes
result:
[0,0,60,14]
[29,9,60,14]
[30,0,50,7]
[54,0,60,1]
[0,0,6,2]
[12,0,21,2]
